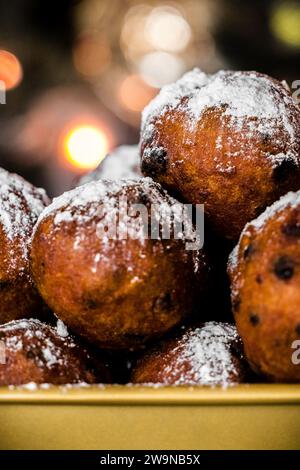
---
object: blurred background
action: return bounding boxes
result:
[0,0,299,196]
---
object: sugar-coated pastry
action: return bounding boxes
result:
[78,145,141,186]
[31,178,210,350]
[0,168,51,323]
[140,69,300,240]
[228,191,300,382]
[0,319,111,385]
[132,322,251,386]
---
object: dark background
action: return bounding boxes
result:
[0,0,299,196]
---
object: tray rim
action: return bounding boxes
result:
[0,384,300,405]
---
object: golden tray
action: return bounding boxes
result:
[0,384,300,450]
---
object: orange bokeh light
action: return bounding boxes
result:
[119,74,156,113]
[63,125,109,171]
[0,50,23,90]
[73,33,111,78]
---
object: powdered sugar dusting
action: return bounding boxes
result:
[228,244,239,273]
[7,382,104,391]
[141,68,208,132]
[142,68,299,169]
[42,342,59,367]
[20,382,37,391]
[0,168,49,266]
[0,319,109,386]
[228,190,300,271]
[35,178,200,253]
[166,322,240,387]
[249,190,300,231]
[0,318,76,370]
[56,319,69,338]
[37,179,109,226]
[79,145,141,185]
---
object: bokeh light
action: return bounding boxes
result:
[0,50,23,90]
[74,1,218,128]
[63,125,109,171]
[120,4,152,62]
[145,6,192,52]
[118,74,156,112]
[73,33,111,79]
[270,2,300,48]
[138,51,185,88]
[120,4,192,62]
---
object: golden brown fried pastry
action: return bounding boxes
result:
[0,318,110,385]
[31,178,210,350]
[0,168,51,323]
[78,145,141,186]
[140,69,300,241]
[132,322,250,386]
[228,191,300,382]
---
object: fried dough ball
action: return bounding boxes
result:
[0,168,51,323]
[228,191,300,382]
[132,322,250,386]
[140,69,300,241]
[0,319,111,385]
[78,145,141,186]
[31,178,210,350]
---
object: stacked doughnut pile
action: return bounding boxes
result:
[1,69,300,387]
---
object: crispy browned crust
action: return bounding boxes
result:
[30,180,211,350]
[0,273,50,324]
[132,322,251,385]
[228,196,300,382]
[0,170,51,323]
[0,319,111,386]
[141,72,300,241]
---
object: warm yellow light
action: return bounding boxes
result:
[64,125,109,171]
[270,2,300,48]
